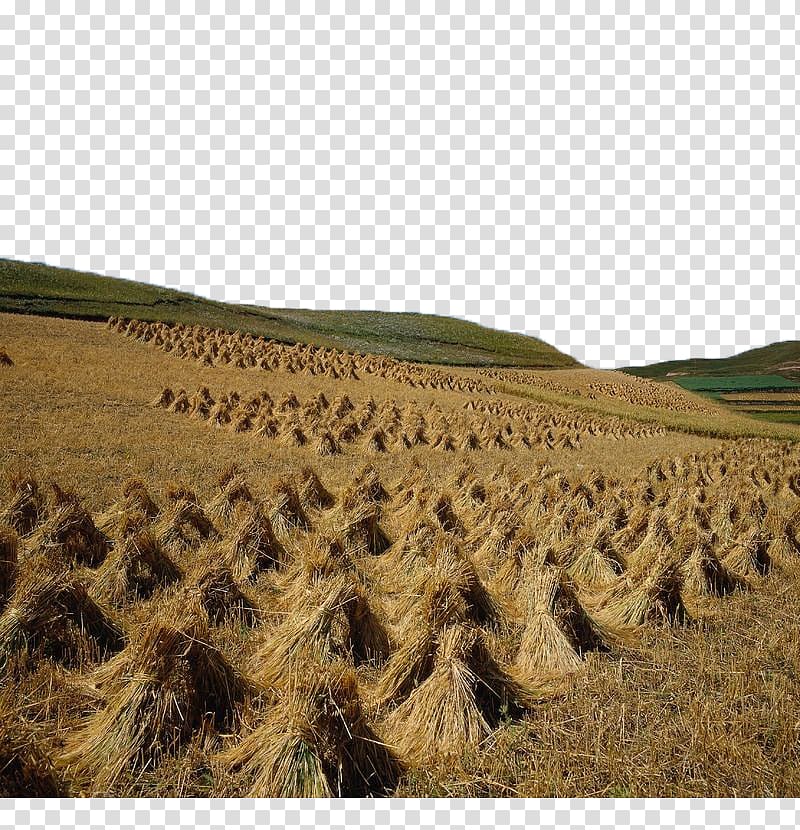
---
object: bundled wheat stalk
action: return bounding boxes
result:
[347,464,390,506]
[724,525,771,579]
[208,466,253,523]
[591,551,688,631]
[154,491,217,556]
[0,559,124,668]
[224,503,286,580]
[280,533,356,593]
[364,427,387,453]
[680,533,740,597]
[377,519,439,580]
[418,536,499,628]
[280,422,307,448]
[312,430,338,457]
[491,532,558,599]
[96,479,161,539]
[512,566,603,684]
[27,487,109,568]
[57,609,251,792]
[378,541,502,706]
[374,622,438,709]
[92,529,182,607]
[185,563,260,627]
[254,574,358,687]
[764,504,800,565]
[152,387,175,408]
[429,494,465,537]
[330,500,391,557]
[218,662,399,796]
[269,479,310,539]
[297,467,335,512]
[169,389,191,414]
[1,472,46,536]
[382,624,520,765]
[472,515,520,573]
[346,580,392,665]
[256,572,389,686]
[564,521,623,588]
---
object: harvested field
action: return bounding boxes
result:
[111,317,495,394]
[480,367,718,415]
[152,383,663,456]
[3,310,800,797]
[462,398,667,442]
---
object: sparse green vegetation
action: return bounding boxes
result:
[672,375,800,393]
[624,342,800,381]
[0,258,577,369]
[747,411,800,425]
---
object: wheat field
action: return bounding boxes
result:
[3,310,800,797]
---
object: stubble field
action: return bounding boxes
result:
[2,311,800,797]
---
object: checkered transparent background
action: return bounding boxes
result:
[4,8,800,822]
[2,799,800,830]
[4,2,800,368]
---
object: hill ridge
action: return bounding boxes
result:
[0,257,578,369]
[623,340,800,381]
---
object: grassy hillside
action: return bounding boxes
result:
[0,258,578,369]
[673,375,800,393]
[624,341,800,381]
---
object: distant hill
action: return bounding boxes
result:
[623,341,800,382]
[0,258,579,369]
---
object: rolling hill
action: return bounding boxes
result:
[0,258,578,369]
[623,341,800,381]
